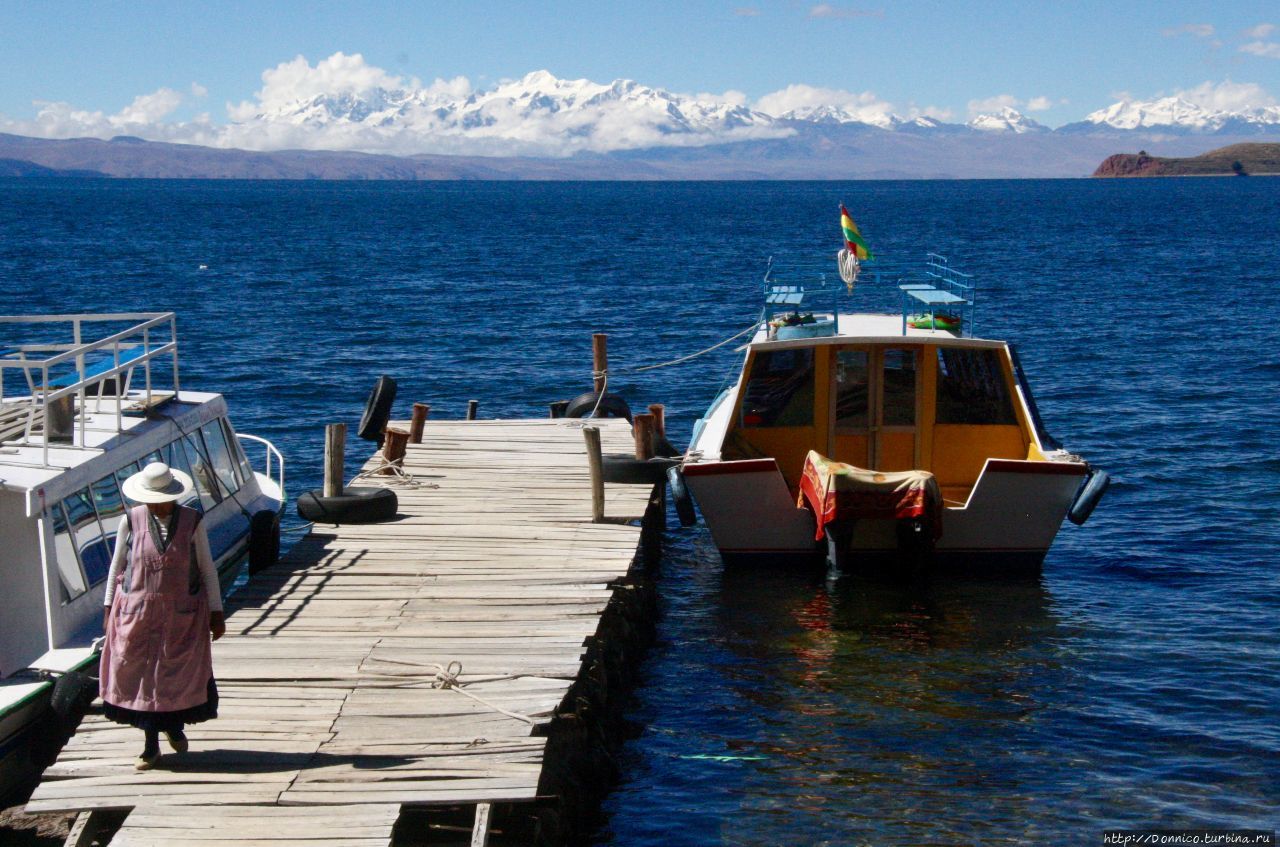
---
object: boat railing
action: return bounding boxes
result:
[0,312,180,467]
[235,432,286,502]
[758,253,979,338]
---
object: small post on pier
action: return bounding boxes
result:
[323,423,346,498]
[582,425,605,523]
[410,403,430,443]
[632,413,656,461]
[592,333,608,394]
[382,427,409,474]
[466,399,479,420]
[647,403,665,436]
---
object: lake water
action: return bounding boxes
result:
[1,177,1277,844]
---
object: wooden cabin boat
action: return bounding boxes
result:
[683,256,1107,572]
[0,313,285,799]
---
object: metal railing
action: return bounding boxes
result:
[236,432,286,502]
[0,313,180,467]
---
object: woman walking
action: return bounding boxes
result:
[100,461,226,770]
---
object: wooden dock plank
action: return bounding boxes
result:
[26,418,651,841]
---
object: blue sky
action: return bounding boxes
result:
[1,1,1278,137]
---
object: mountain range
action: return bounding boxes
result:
[4,71,1280,179]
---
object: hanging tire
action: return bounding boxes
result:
[601,454,679,485]
[1068,468,1110,526]
[357,376,397,443]
[666,465,697,527]
[248,510,281,574]
[564,391,632,422]
[50,670,96,718]
[297,487,399,524]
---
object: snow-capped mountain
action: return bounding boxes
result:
[966,107,1047,134]
[1068,96,1280,134]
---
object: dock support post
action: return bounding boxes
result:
[471,802,492,847]
[592,333,608,394]
[382,427,409,474]
[409,403,430,443]
[583,425,605,523]
[648,403,665,436]
[63,811,103,847]
[632,413,656,461]
[466,399,479,420]
[323,423,346,498]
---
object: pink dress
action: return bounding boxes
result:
[99,505,216,721]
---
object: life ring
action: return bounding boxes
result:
[357,376,397,443]
[908,313,962,331]
[666,465,697,527]
[248,510,281,574]
[602,454,679,485]
[564,391,633,422]
[297,487,399,524]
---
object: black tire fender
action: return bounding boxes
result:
[248,510,281,574]
[601,454,680,485]
[297,487,399,524]
[564,391,633,422]
[666,465,697,527]
[1068,468,1110,526]
[50,670,96,718]
[357,376,397,443]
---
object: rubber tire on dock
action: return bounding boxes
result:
[297,487,399,524]
[602,454,680,485]
[666,465,697,527]
[248,510,281,574]
[50,670,96,718]
[564,391,633,422]
[357,376,397,442]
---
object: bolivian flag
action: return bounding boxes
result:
[840,204,874,260]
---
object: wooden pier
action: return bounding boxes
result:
[27,418,657,846]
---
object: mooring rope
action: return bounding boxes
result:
[619,320,761,374]
[363,658,539,725]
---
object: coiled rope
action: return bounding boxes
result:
[364,658,539,726]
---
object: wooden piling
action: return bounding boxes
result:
[323,423,346,498]
[409,403,430,443]
[582,425,605,523]
[381,426,409,474]
[632,413,656,461]
[647,403,665,436]
[467,399,479,420]
[592,333,608,394]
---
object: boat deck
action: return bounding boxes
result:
[25,418,653,845]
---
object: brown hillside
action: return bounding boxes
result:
[1093,142,1280,177]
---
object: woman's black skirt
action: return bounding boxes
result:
[101,677,219,732]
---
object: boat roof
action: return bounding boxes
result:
[748,312,1008,351]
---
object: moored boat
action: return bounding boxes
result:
[0,313,285,800]
[683,221,1107,573]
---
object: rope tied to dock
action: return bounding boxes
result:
[429,660,539,726]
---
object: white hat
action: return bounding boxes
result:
[122,461,193,504]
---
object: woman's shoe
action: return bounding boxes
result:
[165,730,189,753]
[134,750,159,771]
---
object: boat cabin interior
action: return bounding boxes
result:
[722,336,1046,507]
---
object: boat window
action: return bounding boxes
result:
[89,475,126,585]
[935,348,1017,425]
[163,438,207,512]
[882,349,917,426]
[49,501,87,602]
[834,350,869,431]
[222,418,253,485]
[200,420,241,495]
[741,349,814,428]
[63,487,112,587]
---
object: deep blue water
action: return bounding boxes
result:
[1,178,1277,844]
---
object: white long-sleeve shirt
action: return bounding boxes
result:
[102,512,223,613]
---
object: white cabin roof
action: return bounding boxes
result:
[749,312,1006,350]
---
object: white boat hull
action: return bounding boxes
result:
[684,457,1087,570]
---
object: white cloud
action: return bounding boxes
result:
[1243,23,1275,38]
[1240,41,1280,59]
[966,94,1018,117]
[808,4,881,20]
[114,88,184,125]
[1174,79,1277,109]
[755,83,894,122]
[1024,96,1053,112]
[228,52,420,120]
[1162,23,1214,37]
[190,82,208,98]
